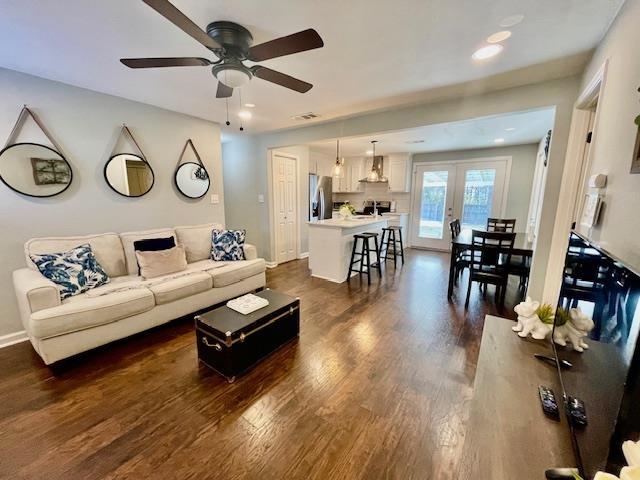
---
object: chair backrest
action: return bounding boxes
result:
[449,219,461,237]
[469,230,516,271]
[487,218,516,233]
[563,252,612,289]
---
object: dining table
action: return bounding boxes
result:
[448,228,535,299]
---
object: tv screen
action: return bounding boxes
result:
[554,231,640,477]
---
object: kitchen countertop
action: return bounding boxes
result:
[308,216,388,229]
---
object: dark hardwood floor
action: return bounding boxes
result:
[0,249,520,479]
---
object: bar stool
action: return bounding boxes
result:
[347,232,382,284]
[380,226,405,267]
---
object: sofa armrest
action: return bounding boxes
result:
[12,268,61,323]
[243,243,258,260]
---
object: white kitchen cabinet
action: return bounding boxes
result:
[387,153,412,192]
[333,157,364,193]
[349,158,364,192]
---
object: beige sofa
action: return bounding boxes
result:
[12,223,266,365]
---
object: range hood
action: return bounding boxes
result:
[359,155,388,183]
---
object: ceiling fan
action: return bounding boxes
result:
[120,0,324,98]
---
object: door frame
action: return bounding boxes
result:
[409,156,512,250]
[540,60,608,304]
[267,150,300,265]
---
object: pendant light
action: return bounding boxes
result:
[367,140,379,182]
[333,139,344,178]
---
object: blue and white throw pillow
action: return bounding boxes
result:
[30,244,110,300]
[211,229,246,261]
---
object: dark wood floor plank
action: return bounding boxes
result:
[0,249,519,479]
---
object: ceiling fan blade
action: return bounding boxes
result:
[142,0,221,50]
[248,29,324,62]
[251,66,313,93]
[120,57,212,68]
[216,82,233,98]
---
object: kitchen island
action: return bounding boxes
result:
[308,216,389,282]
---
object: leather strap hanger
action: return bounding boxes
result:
[176,138,204,168]
[114,124,148,161]
[3,105,65,153]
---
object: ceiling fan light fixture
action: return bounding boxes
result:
[212,64,251,88]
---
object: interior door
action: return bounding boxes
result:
[453,160,508,231]
[410,164,457,249]
[274,153,297,263]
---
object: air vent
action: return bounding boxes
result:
[405,139,425,144]
[290,112,321,121]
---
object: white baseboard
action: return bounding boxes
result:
[0,330,28,349]
[265,261,278,269]
[298,252,309,259]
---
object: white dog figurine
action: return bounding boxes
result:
[553,307,595,352]
[513,297,551,340]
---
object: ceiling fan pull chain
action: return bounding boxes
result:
[225,98,230,126]
[238,91,243,131]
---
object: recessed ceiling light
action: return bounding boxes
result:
[365,149,374,155]
[472,44,504,61]
[494,138,506,144]
[238,110,252,120]
[487,30,512,43]
[499,14,525,28]
[244,103,256,108]
[505,127,516,131]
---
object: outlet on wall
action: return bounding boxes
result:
[258,194,264,203]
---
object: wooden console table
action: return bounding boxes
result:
[458,315,576,479]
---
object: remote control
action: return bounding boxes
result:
[567,396,588,428]
[539,385,560,420]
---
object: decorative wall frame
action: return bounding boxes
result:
[104,125,155,198]
[174,139,210,199]
[0,105,73,198]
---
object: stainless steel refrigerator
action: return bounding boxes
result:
[309,174,332,220]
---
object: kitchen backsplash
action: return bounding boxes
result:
[333,182,411,212]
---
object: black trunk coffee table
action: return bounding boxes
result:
[195,289,300,382]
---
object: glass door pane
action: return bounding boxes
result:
[419,170,449,239]
[460,168,496,230]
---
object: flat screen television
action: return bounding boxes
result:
[553,231,640,478]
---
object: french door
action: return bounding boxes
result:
[411,159,509,250]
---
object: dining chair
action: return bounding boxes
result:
[487,218,516,233]
[449,219,469,281]
[560,250,612,330]
[465,230,516,309]
[487,218,527,290]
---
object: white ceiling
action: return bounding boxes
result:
[307,108,555,156]
[0,0,624,132]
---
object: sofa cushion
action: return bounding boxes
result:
[25,233,126,278]
[175,222,223,263]
[29,287,155,339]
[147,271,213,305]
[120,228,177,276]
[30,244,110,300]
[210,259,266,287]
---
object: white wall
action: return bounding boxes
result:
[575,0,640,272]
[411,143,540,231]
[223,76,579,298]
[0,68,224,337]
